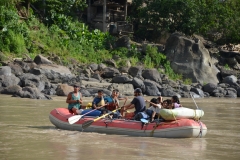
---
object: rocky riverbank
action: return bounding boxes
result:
[0,33,240,99]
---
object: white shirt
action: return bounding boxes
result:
[148,104,161,113]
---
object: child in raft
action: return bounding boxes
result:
[145,97,162,122]
[169,95,182,109]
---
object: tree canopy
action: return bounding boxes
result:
[129,0,240,44]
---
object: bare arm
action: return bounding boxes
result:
[123,103,134,111]
[79,93,83,104]
[66,93,77,104]
[151,111,156,122]
[145,100,159,107]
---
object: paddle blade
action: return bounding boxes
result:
[82,120,94,129]
[68,115,82,125]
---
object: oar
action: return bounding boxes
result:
[68,106,104,125]
[189,92,199,109]
[82,99,127,129]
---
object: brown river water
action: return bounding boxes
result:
[0,94,240,160]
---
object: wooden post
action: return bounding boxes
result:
[87,0,91,23]
[124,0,127,21]
[103,0,106,32]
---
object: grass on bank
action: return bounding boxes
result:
[0,5,191,84]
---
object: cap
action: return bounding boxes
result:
[134,88,142,93]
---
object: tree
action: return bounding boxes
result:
[129,0,240,44]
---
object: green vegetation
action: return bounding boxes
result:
[224,64,230,70]
[130,0,240,44]
[1,0,239,84]
[0,1,114,65]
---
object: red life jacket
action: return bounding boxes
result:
[106,102,117,111]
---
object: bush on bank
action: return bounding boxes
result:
[0,0,204,83]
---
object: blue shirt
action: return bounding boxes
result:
[92,96,109,108]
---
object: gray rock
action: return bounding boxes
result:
[15,86,51,99]
[190,88,205,98]
[98,63,107,71]
[0,75,21,87]
[237,88,240,97]
[142,69,162,83]
[222,75,237,85]
[160,88,180,97]
[34,54,52,65]
[1,85,22,94]
[182,85,191,92]
[132,77,145,92]
[20,73,45,91]
[128,66,143,77]
[7,62,24,76]
[80,88,91,97]
[91,73,102,80]
[112,75,131,83]
[0,66,11,76]
[225,88,237,98]
[89,63,98,71]
[165,32,219,84]
[143,80,160,96]
[102,67,120,78]
[202,83,217,93]
[212,87,226,97]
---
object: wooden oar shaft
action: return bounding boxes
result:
[93,107,121,122]
[82,99,128,129]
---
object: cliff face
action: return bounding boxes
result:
[164,33,219,85]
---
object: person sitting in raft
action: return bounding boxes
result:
[115,89,128,102]
[104,89,122,118]
[170,95,182,109]
[157,96,163,106]
[121,88,146,119]
[92,90,108,115]
[66,83,83,115]
[162,99,172,109]
[145,98,162,122]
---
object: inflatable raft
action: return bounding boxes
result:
[49,108,207,138]
[159,107,204,121]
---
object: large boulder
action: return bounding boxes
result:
[143,80,160,96]
[142,69,162,83]
[101,67,120,78]
[112,75,131,83]
[132,77,145,92]
[128,66,143,77]
[7,62,24,76]
[202,83,217,93]
[108,83,134,96]
[222,75,238,86]
[15,86,51,99]
[0,66,11,76]
[165,33,219,85]
[19,73,45,91]
[55,84,74,96]
[0,74,21,87]
[1,85,22,94]
[30,64,75,83]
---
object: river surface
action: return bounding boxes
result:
[0,94,240,160]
